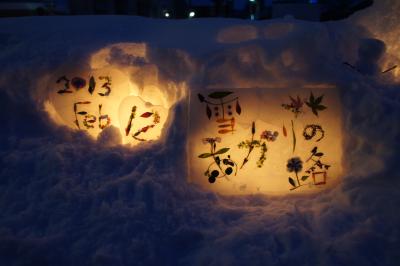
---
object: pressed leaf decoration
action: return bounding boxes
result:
[238,122,277,169]
[218,129,232,134]
[56,76,72,94]
[198,93,205,102]
[88,76,96,94]
[291,120,296,153]
[198,137,237,183]
[208,91,233,99]
[198,153,212,158]
[125,106,136,136]
[206,104,212,119]
[140,112,153,118]
[98,76,111,96]
[283,124,287,137]
[236,100,241,115]
[301,175,309,181]
[289,177,296,187]
[306,92,327,116]
[197,91,241,126]
[214,147,230,155]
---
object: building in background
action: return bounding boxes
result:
[271,0,321,21]
[0,0,56,16]
[0,0,374,21]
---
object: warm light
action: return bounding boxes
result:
[118,96,168,144]
[45,43,181,146]
[188,87,343,195]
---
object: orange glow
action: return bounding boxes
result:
[187,87,343,195]
[44,43,179,146]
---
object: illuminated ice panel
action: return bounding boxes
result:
[187,87,343,195]
[46,67,169,145]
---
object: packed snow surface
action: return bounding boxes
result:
[0,1,399,265]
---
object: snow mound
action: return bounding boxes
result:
[0,1,399,264]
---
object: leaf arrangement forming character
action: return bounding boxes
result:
[132,111,161,142]
[304,146,331,173]
[286,146,331,191]
[286,157,312,191]
[124,107,161,142]
[198,91,241,134]
[281,91,327,152]
[238,122,278,169]
[198,137,237,183]
[305,92,327,117]
[303,124,325,142]
[281,96,304,152]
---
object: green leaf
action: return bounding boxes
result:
[291,120,296,153]
[301,175,309,181]
[236,100,241,115]
[306,92,327,117]
[215,156,221,165]
[214,148,230,155]
[206,104,212,119]
[198,93,205,102]
[315,95,324,104]
[311,147,318,154]
[208,91,233,99]
[289,177,296,187]
[88,76,96,94]
[310,92,315,102]
[198,153,212,158]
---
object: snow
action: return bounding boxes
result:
[0,0,400,265]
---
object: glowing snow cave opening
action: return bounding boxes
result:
[45,43,174,146]
[187,87,343,195]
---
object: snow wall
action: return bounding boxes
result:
[0,0,399,265]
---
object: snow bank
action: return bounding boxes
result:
[0,0,399,265]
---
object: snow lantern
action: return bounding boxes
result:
[187,87,343,195]
[45,66,169,145]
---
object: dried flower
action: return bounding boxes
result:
[202,137,221,145]
[260,130,279,141]
[153,111,160,124]
[282,95,304,118]
[287,157,303,173]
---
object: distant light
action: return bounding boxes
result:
[189,11,195,18]
[164,12,170,18]
[250,14,255,20]
[249,0,256,2]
